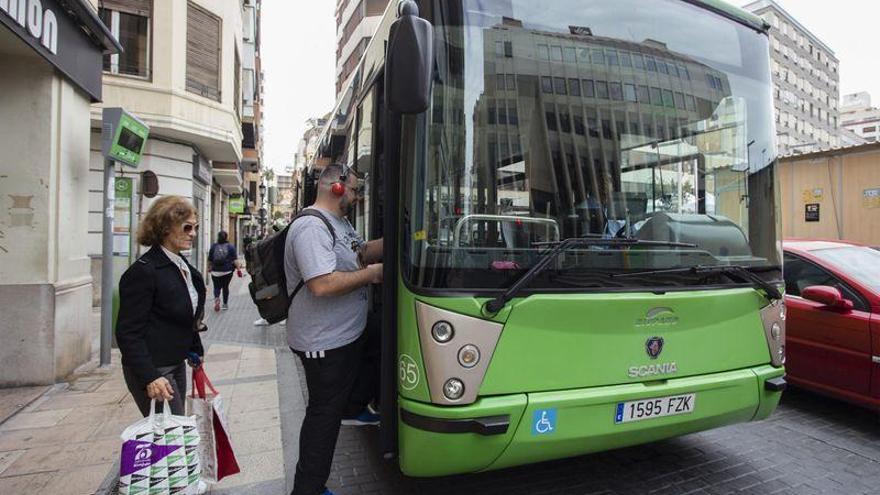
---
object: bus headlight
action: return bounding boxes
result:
[443,378,465,400]
[458,345,480,368]
[416,302,504,405]
[431,321,454,343]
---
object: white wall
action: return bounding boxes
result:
[0,53,93,385]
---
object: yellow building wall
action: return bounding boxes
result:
[780,146,880,246]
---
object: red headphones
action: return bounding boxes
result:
[330,166,349,196]
[331,181,346,196]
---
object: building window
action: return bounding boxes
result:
[583,79,595,98]
[554,77,567,95]
[99,1,151,78]
[865,126,877,133]
[596,81,609,99]
[243,4,256,42]
[623,83,636,102]
[569,78,581,97]
[186,2,222,101]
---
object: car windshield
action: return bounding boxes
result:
[401,0,781,291]
[811,246,880,293]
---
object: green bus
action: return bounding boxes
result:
[305,0,786,477]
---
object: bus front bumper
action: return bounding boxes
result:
[398,365,784,477]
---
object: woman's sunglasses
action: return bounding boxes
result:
[183,223,200,234]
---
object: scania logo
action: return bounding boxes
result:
[645,336,664,359]
[635,307,679,327]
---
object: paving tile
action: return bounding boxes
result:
[40,463,113,495]
[227,408,281,433]
[0,423,99,450]
[208,449,284,490]
[0,408,73,431]
[0,449,26,476]
[226,426,283,457]
[0,472,54,492]
[0,386,51,424]
[1,438,119,477]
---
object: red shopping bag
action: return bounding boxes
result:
[189,367,241,483]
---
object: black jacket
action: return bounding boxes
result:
[116,245,206,384]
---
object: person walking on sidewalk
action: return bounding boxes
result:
[208,230,238,311]
[116,195,207,417]
[285,164,383,495]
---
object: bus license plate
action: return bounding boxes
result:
[615,393,695,424]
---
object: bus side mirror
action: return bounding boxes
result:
[386,1,433,114]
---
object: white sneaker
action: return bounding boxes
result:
[253,318,269,326]
[193,480,208,494]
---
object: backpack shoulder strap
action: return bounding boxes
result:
[293,209,337,244]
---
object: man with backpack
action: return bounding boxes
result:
[208,231,239,311]
[284,164,382,495]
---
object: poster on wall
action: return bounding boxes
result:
[863,188,880,209]
[805,203,820,222]
[113,177,133,255]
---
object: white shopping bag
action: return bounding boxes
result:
[187,367,240,483]
[118,399,201,495]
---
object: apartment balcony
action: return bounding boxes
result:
[213,161,244,195]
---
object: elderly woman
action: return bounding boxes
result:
[117,195,206,416]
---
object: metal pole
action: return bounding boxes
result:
[100,158,115,366]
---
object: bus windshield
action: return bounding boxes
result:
[402,0,781,291]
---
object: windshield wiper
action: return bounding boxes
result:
[483,237,697,314]
[610,265,782,300]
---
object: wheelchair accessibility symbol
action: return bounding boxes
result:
[532,408,557,435]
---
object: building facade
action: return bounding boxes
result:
[239,0,264,247]
[840,92,880,144]
[743,0,840,155]
[335,0,389,96]
[779,143,880,246]
[0,0,119,385]
[88,0,248,288]
[293,116,327,211]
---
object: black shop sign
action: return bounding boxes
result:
[805,203,820,222]
[0,0,114,101]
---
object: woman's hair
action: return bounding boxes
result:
[137,195,197,247]
[217,231,228,244]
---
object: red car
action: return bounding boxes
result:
[783,240,880,410]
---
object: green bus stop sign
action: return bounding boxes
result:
[101,108,150,167]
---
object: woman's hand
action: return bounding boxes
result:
[146,377,175,400]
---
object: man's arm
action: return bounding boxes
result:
[359,238,384,265]
[307,263,383,297]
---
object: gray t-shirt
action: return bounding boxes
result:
[284,207,367,352]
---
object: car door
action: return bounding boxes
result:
[783,253,873,400]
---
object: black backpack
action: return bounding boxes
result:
[245,209,336,324]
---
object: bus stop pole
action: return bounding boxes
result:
[100,158,115,366]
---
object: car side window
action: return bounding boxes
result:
[783,253,868,312]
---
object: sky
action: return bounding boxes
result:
[260,0,880,172]
[261,1,336,173]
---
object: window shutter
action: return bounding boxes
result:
[100,0,151,16]
[186,2,221,101]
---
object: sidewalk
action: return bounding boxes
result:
[0,276,297,494]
